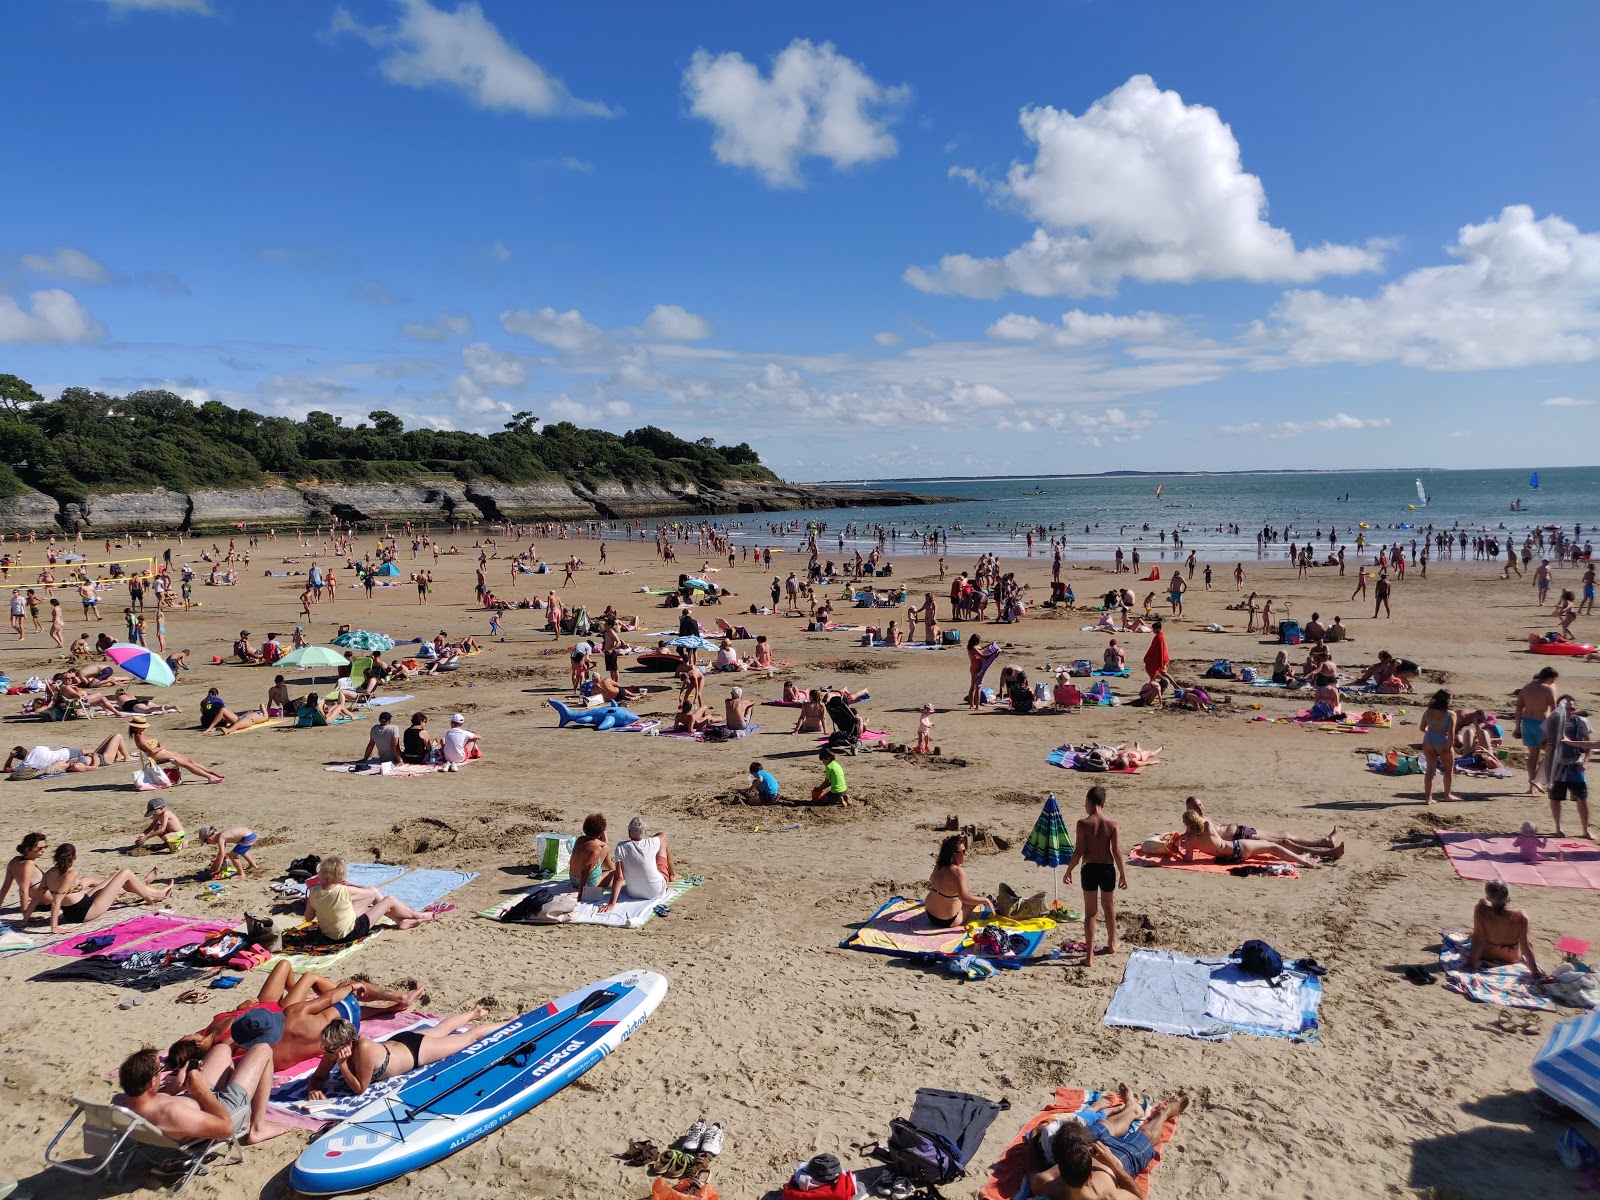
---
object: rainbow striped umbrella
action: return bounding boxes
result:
[105,642,175,687]
[1022,793,1074,902]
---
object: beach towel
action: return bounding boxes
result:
[42,912,207,959]
[379,868,477,910]
[906,1087,1005,1176]
[1437,831,1600,890]
[0,929,37,956]
[345,862,408,888]
[761,699,806,708]
[1102,950,1233,1040]
[659,724,762,741]
[323,762,451,776]
[1045,748,1140,774]
[1126,847,1300,879]
[1440,930,1556,1011]
[480,876,699,929]
[265,1012,438,1130]
[979,1088,1177,1200]
[264,920,383,973]
[839,898,1053,966]
[359,694,415,707]
[1204,964,1322,1038]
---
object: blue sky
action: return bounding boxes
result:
[3,1,1598,480]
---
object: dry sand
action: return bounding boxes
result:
[0,529,1594,1199]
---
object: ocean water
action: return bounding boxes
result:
[725,467,1600,559]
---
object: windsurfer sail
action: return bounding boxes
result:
[1531,472,1541,490]
[1415,478,1428,507]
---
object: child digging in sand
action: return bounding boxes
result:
[196,824,258,877]
[133,797,185,853]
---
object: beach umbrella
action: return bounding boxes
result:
[1533,1010,1600,1129]
[105,642,175,688]
[331,630,394,652]
[1021,792,1074,904]
[668,634,715,651]
[278,645,348,669]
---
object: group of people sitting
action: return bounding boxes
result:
[360,710,481,769]
[566,814,677,912]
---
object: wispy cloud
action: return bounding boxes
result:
[1544,395,1595,407]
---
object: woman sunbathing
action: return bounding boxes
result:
[1178,810,1321,868]
[1182,798,1342,860]
[792,689,828,734]
[925,834,994,927]
[672,698,712,733]
[112,689,181,716]
[25,843,172,934]
[1466,881,1544,977]
[307,1007,513,1098]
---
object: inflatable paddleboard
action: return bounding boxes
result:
[1531,642,1595,656]
[289,969,668,1195]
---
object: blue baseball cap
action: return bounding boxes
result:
[230,1007,285,1047]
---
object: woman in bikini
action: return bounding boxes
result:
[1466,881,1544,976]
[566,813,617,899]
[792,689,828,734]
[1182,798,1342,859]
[129,716,225,783]
[925,834,994,927]
[1418,689,1457,805]
[0,832,48,910]
[1178,810,1320,868]
[306,1007,513,1098]
[966,634,988,712]
[24,843,172,934]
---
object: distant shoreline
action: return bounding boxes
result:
[808,466,1592,487]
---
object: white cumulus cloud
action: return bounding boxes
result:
[1545,396,1595,407]
[987,309,1180,346]
[500,305,602,352]
[1224,413,1391,439]
[401,312,473,342]
[330,0,612,118]
[19,248,113,284]
[460,342,527,388]
[1263,206,1600,370]
[684,39,908,188]
[1052,406,1158,446]
[0,289,106,344]
[908,74,1383,297]
[637,304,712,342]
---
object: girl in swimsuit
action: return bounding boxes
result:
[1467,882,1543,976]
[306,1007,512,1098]
[1419,689,1457,806]
[25,843,172,934]
[0,832,48,910]
[925,835,994,927]
[566,813,616,898]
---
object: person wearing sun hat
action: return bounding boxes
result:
[134,795,185,852]
[128,714,226,784]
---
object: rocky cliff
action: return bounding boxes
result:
[0,476,938,533]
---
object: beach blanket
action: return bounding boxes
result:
[346,862,408,887]
[379,868,477,910]
[323,762,455,776]
[480,876,699,929]
[264,920,383,973]
[266,1012,439,1130]
[980,1088,1176,1200]
[1440,930,1556,1011]
[1046,748,1140,774]
[0,929,36,956]
[659,724,762,741]
[838,897,1052,966]
[42,912,216,959]
[1102,949,1321,1040]
[1126,846,1300,878]
[1437,831,1600,890]
[761,699,806,708]
[358,693,415,707]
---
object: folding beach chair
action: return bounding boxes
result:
[44,1095,242,1193]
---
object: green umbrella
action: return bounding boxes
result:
[278,645,348,669]
[1021,792,1074,904]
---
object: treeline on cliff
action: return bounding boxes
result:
[0,374,771,502]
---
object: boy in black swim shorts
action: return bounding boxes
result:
[1063,785,1128,967]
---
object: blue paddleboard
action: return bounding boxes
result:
[288,969,668,1195]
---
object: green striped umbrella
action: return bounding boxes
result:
[1021,793,1074,903]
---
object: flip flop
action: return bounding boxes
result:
[175,989,205,1004]
[621,1139,659,1167]
[648,1150,695,1179]
[1403,965,1436,986]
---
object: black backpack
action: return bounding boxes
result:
[887,1118,964,1186]
[1235,939,1286,983]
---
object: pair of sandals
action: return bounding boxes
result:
[622,1143,711,1190]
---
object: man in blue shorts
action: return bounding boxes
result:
[1026,1086,1191,1199]
[1513,666,1560,795]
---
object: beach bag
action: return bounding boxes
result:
[286,854,321,881]
[1203,659,1233,679]
[534,834,574,878]
[942,629,961,645]
[1278,619,1303,645]
[1069,659,1092,677]
[1545,963,1600,1009]
[887,1118,964,1186]
[1240,667,1257,683]
[655,1178,719,1200]
[1234,939,1286,983]
[1307,701,1338,721]
[501,884,564,922]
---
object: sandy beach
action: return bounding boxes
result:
[0,527,1594,1200]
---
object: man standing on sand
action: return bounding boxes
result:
[1514,666,1560,794]
[1536,560,1553,605]
[1063,786,1126,967]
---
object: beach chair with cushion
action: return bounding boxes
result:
[327,655,371,702]
[44,1094,242,1193]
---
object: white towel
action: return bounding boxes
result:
[1204,966,1306,1031]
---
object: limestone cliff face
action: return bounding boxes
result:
[5,476,937,532]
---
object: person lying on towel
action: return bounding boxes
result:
[1026,1084,1190,1200]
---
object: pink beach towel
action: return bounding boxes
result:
[42,912,198,958]
[1438,831,1600,890]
